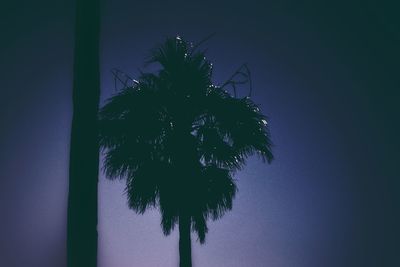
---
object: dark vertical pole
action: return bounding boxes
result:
[67,0,100,266]
[179,214,192,267]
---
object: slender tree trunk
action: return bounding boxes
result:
[67,0,100,266]
[179,214,192,267]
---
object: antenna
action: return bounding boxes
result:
[111,68,138,91]
[220,64,253,98]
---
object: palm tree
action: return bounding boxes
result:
[98,37,273,267]
[67,0,100,266]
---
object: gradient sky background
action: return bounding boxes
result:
[1,1,399,266]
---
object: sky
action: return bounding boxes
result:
[0,0,399,266]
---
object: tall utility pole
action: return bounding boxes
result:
[67,0,100,266]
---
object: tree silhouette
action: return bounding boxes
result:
[67,0,100,266]
[99,37,273,267]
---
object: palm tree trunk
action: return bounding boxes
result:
[179,214,192,267]
[67,0,100,266]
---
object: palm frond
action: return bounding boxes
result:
[203,88,273,165]
[195,117,245,169]
[146,36,188,71]
[192,213,208,244]
[99,84,173,180]
[200,165,237,220]
[125,162,162,213]
[146,36,212,103]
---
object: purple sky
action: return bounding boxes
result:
[1,1,399,266]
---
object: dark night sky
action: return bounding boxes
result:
[1,1,399,266]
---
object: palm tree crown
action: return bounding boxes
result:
[99,36,273,246]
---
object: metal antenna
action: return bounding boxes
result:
[220,64,253,98]
[189,33,216,56]
[111,68,138,91]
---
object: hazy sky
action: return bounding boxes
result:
[1,1,399,266]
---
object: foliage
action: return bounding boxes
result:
[99,36,273,243]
